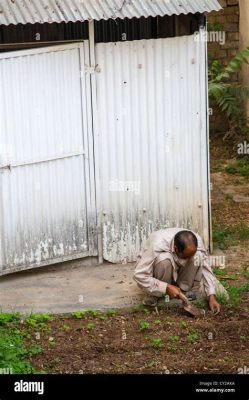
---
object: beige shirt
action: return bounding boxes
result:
[133,228,216,298]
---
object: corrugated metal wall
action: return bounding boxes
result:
[95,33,209,263]
[0,43,97,275]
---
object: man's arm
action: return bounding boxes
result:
[198,250,221,313]
[133,246,168,297]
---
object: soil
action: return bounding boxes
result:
[29,297,249,374]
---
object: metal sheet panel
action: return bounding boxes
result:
[0,1,222,25]
[0,43,97,275]
[95,33,210,263]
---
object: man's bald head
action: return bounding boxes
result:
[174,230,198,259]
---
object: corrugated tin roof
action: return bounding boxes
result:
[0,1,222,26]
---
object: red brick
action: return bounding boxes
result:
[227,0,239,5]
[227,32,239,40]
[223,23,239,32]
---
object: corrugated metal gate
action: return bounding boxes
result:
[95,34,209,263]
[0,32,210,274]
[0,43,97,275]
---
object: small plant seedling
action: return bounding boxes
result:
[180,320,188,329]
[51,357,60,365]
[152,338,163,348]
[86,323,95,330]
[106,309,117,317]
[71,311,86,319]
[169,335,179,342]
[187,329,199,344]
[239,335,246,342]
[62,324,70,332]
[154,320,161,325]
[132,305,142,313]
[87,310,99,317]
[139,321,150,332]
[168,346,178,353]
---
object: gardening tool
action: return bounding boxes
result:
[178,292,204,318]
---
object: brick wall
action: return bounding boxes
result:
[207,0,240,135]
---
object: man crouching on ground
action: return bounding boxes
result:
[133,228,228,314]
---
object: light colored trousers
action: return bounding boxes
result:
[154,258,228,299]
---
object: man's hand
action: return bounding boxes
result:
[166,284,181,299]
[209,294,221,315]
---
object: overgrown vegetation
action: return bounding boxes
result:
[216,283,249,308]
[0,313,44,374]
[209,47,249,142]
[225,159,249,178]
[212,223,249,249]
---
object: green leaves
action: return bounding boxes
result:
[208,47,249,139]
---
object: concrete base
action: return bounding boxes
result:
[0,258,144,315]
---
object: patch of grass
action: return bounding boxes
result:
[212,226,234,250]
[86,310,100,318]
[151,338,163,348]
[0,319,42,373]
[225,159,249,178]
[169,335,179,342]
[211,161,225,173]
[213,268,226,277]
[195,299,206,309]
[187,329,199,344]
[238,224,249,241]
[105,309,117,317]
[139,321,150,332]
[243,270,249,280]
[225,283,249,308]
[217,283,249,307]
[213,268,237,280]
[71,311,86,319]
[0,313,21,327]
[216,292,229,305]
[25,314,53,330]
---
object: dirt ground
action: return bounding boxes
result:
[26,138,249,374]
[29,299,249,374]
